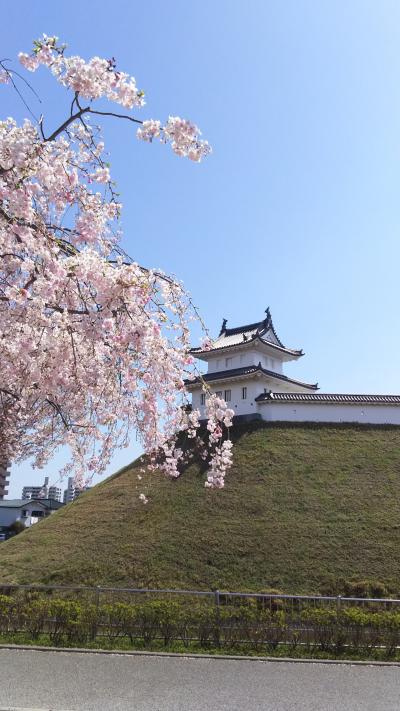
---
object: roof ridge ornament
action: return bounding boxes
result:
[219,318,228,336]
[264,307,272,330]
[262,306,287,348]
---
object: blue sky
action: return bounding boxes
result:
[3,0,400,496]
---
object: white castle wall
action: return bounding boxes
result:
[192,386,400,425]
[206,350,283,374]
[192,380,262,417]
[258,403,400,425]
[191,374,313,417]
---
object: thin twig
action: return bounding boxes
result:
[87,108,143,126]
[0,60,40,122]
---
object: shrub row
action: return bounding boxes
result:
[318,578,390,598]
[1,594,400,655]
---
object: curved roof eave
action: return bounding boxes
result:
[185,364,318,391]
[190,335,304,360]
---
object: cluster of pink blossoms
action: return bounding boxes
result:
[204,397,234,487]
[0,36,232,493]
[138,117,211,162]
[205,441,233,489]
[19,35,144,108]
[17,35,211,162]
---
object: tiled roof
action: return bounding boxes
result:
[255,392,400,404]
[39,498,64,510]
[190,335,302,358]
[190,309,303,358]
[0,498,64,509]
[212,328,263,348]
[0,499,31,508]
[220,308,284,344]
[186,364,318,391]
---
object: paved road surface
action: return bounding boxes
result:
[1,649,400,710]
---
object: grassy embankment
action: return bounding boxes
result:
[1,422,400,593]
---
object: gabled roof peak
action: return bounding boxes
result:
[192,307,304,360]
[219,308,283,347]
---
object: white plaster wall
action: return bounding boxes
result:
[192,385,400,425]
[190,372,314,416]
[206,351,250,373]
[206,350,283,374]
[191,379,262,417]
[248,352,283,373]
[258,403,400,425]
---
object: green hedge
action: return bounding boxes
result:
[1,594,400,656]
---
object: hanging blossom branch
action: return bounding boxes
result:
[0,34,233,495]
[17,35,211,161]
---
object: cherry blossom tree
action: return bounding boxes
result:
[0,35,233,492]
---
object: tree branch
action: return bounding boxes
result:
[87,108,143,125]
[44,104,143,143]
[0,387,19,401]
[44,106,91,142]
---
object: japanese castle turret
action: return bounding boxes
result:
[187,308,400,425]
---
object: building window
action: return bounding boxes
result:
[224,389,231,402]
[225,357,232,368]
[200,393,206,406]
[216,359,221,370]
[216,391,222,398]
[270,359,275,369]
[242,387,247,400]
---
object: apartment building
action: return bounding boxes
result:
[0,461,9,500]
[63,477,91,503]
[21,476,62,502]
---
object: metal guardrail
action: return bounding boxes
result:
[1,583,400,610]
[2,584,400,652]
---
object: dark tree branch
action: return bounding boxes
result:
[0,387,19,401]
[45,398,70,428]
[44,106,91,142]
[87,108,143,125]
[0,253,24,260]
[44,103,143,143]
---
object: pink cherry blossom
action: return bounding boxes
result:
[136,120,161,142]
[138,115,211,162]
[0,36,231,492]
[200,337,213,351]
[18,53,40,72]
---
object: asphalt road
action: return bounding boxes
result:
[1,649,400,710]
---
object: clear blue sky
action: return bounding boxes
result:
[3,0,400,496]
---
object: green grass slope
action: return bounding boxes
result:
[1,422,400,594]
